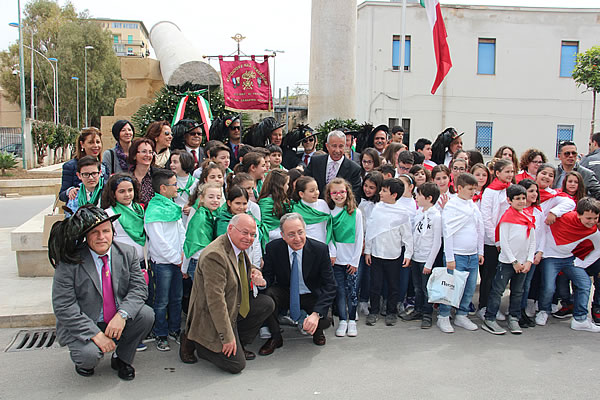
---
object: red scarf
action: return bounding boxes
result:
[550,211,597,260]
[486,178,510,191]
[556,190,576,203]
[472,191,483,203]
[539,188,556,204]
[495,207,536,243]
[524,205,541,218]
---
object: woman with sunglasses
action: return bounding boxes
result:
[145,120,173,168]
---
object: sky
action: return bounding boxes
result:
[1,0,599,94]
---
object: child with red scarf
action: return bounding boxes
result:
[535,197,600,332]
[482,185,536,335]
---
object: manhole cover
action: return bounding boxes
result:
[5,328,59,352]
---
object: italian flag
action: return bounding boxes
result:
[171,95,189,126]
[197,95,212,140]
[421,0,452,94]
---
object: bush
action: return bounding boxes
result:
[314,118,361,150]
[0,151,18,175]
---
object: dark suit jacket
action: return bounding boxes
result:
[262,238,336,317]
[51,242,148,346]
[186,234,254,352]
[228,143,240,168]
[305,154,362,200]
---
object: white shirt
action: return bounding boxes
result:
[397,196,417,225]
[364,219,413,260]
[106,207,145,261]
[481,187,509,246]
[288,247,310,294]
[498,220,536,264]
[248,201,262,221]
[544,229,600,269]
[443,196,484,262]
[412,207,442,269]
[145,218,185,265]
[331,207,363,268]
[302,151,315,165]
[435,190,456,212]
[358,200,376,227]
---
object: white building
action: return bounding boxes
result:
[356,1,600,161]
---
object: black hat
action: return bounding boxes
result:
[243,117,285,147]
[111,120,135,142]
[283,124,317,149]
[431,127,465,165]
[259,117,285,136]
[173,119,203,134]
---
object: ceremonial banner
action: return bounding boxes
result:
[219,56,272,111]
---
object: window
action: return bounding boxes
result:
[388,118,399,129]
[113,35,119,44]
[127,48,134,55]
[128,35,133,44]
[560,41,579,77]
[476,122,493,155]
[392,35,411,71]
[111,22,122,29]
[477,38,496,75]
[402,118,410,145]
[556,125,574,157]
[123,23,138,29]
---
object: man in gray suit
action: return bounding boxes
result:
[49,205,154,380]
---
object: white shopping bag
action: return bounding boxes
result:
[426,268,469,308]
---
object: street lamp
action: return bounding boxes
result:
[84,45,94,127]
[12,1,26,168]
[8,22,33,120]
[264,49,284,101]
[71,77,79,130]
[48,57,58,125]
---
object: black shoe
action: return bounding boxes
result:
[552,305,574,319]
[385,314,397,326]
[520,310,535,328]
[75,366,94,377]
[399,309,422,321]
[421,314,433,329]
[111,355,135,381]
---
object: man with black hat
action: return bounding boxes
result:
[49,205,154,380]
[281,124,319,169]
[370,125,389,156]
[172,119,206,170]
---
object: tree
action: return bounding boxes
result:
[0,0,125,128]
[572,45,600,136]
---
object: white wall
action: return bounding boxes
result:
[357,2,600,161]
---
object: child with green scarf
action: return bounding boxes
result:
[257,169,290,250]
[169,150,198,226]
[66,156,105,215]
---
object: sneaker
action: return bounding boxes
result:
[437,316,454,333]
[359,302,370,316]
[136,342,147,352]
[259,326,271,339]
[454,315,478,331]
[156,337,170,351]
[278,314,297,326]
[385,313,397,326]
[482,319,507,335]
[168,331,181,345]
[551,303,561,314]
[507,316,522,334]
[347,320,358,337]
[570,318,600,333]
[593,307,600,325]
[552,304,574,319]
[143,331,156,343]
[525,299,537,318]
[476,307,486,321]
[535,311,549,326]
[468,302,476,315]
[396,302,405,316]
[519,310,533,329]
[399,309,422,321]
[421,314,433,329]
[336,320,348,337]
[366,314,378,326]
[496,310,506,321]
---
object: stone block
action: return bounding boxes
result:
[100,116,131,149]
[120,58,162,81]
[114,96,154,116]
[0,178,61,197]
[16,251,54,277]
[126,80,163,99]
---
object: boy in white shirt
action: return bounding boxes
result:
[400,183,442,329]
[439,173,484,333]
[482,185,535,335]
[364,178,413,327]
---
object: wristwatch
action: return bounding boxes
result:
[117,310,129,320]
[512,260,519,265]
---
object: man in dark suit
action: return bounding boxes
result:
[305,130,362,200]
[259,213,337,356]
[50,206,154,380]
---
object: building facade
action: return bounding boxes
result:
[92,18,150,58]
[356,1,600,160]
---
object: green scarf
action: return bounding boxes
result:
[254,179,263,200]
[183,206,215,258]
[177,174,196,197]
[291,200,333,244]
[214,206,233,237]
[77,177,104,207]
[112,202,146,246]
[331,207,356,244]
[145,193,182,223]
[258,197,284,250]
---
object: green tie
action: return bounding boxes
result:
[238,252,250,318]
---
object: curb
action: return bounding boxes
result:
[0,313,56,329]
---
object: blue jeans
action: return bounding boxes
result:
[520,263,537,310]
[485,262,527,320]
[439,254,479,317]
[539,257,591,321]
[152,263,183,337]
[333,264,359,321]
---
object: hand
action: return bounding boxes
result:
[104,313,126,340]
[251,268,266,286]
[330,257,336,266]
[302,312,320,335]
[512,262,523,273]
[478,255,484,265]
[446,261,456,270]
[182,205,191,216]
[423,267,432,275]
[182,273,189,279]
[522,261,532,274]
[439,193,449,209]
[68,187,79,200]
[402,258,411,268]
[346,265,358,274]
[364,254,371,266]
[91,331,116,353]
[545,212,557,225]
[533,252,542,265]
[222,339,237,358]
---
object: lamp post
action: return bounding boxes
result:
[48,57,58,125]
[13,1,26,168]
[264,49,284,102]
[84,45,94,127]
[71,77,79,130]
[19,45,56,124]
[8,22,33,120]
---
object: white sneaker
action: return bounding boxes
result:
[535,311,548,326]
[551,303,561,314]
[259,326,271,339]
[454,315,479,331]
[336,320,348,337]
[525,299,537,318]
[476,307,486,321]
[570,318,600,333]
[347,320,358,337]
[437,316,454,333]
[496,310,506,321]
[359,302,370,315]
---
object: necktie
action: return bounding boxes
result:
[304,154,310,165]
[238,252,250,318]
[234,145,239,159]
[191,149,198,167]
[100,255,117,322]
[289,251,301,321]
[326,160,337,184]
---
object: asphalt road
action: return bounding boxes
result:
[0,195,55,228]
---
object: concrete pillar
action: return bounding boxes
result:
[308,0,357,127]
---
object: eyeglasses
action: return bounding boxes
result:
[163,131,172,136]
[163,183,178,187]
[232,224,257,238]
[138,150,153,155]
[187,131,202,137]
[229,126,241,131]
[397,166,410,172]
[330,190,347,196]
[562,151,578,157]
[81,171,100,178]
[531,160,543,164]
[302,137,315,143]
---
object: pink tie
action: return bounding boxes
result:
[100,255,117,322]
[326,160,337,184]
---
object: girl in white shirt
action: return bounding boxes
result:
[397,173,418,222]
[470,163,491,209]
[325,178,364,337]
[432,165,455,211]
[169,150,198,226]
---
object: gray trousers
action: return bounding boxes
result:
[67,305,154,369]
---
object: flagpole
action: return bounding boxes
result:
[398,0,407,129]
